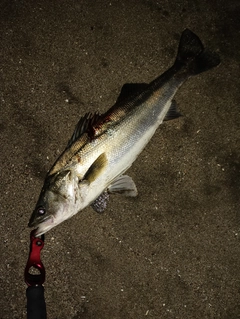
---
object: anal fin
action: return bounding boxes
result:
[108,175,138,197]
[164,100,182,121]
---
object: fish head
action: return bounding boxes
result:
[28,169,88,236]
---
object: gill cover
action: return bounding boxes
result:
[28,170,73,227]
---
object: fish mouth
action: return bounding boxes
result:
[28,214,53,228]
[34,215,55,236]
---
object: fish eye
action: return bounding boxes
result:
[37,207,46,215]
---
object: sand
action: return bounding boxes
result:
[0,0,240,318]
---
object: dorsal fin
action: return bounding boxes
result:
[67,112,102,147]
[115,83,149,104]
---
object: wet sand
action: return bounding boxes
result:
[0,0,240,318]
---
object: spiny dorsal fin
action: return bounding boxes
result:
[83,153,108,183]
[67,112,102,147]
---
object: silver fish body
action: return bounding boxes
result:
[29,29,220,235]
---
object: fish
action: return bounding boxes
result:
[28,29,220,236]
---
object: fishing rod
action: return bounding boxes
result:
[24,230,47,319]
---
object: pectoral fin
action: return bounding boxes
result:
[108,175,138,197]
[84,153,108,183]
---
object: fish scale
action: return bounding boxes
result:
[28,29,220,235]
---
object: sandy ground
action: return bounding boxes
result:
[1,0,240,318]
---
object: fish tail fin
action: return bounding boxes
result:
[175,29,220,75]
